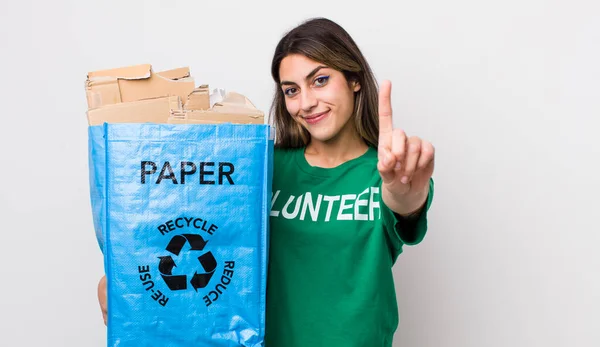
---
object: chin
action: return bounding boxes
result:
[306,128,339,143]
[307,122,355,145]
[299,112,353,144]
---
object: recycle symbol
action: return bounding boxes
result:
[158,234,217,292]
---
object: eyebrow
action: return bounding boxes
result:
[280,65,328,86]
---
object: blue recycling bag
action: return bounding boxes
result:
[88,123,273,347]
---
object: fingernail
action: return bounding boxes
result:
[401,176,409,184]
[395,162,401,170]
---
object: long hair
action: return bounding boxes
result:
[270,18,380,149]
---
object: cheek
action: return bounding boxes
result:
[326,89,354,116]
[321,82,353,111]
[285,98,300,117]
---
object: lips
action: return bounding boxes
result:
[303,110,329,125]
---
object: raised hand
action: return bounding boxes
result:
[376,80,434,215]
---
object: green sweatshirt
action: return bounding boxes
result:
[265,146,434,347]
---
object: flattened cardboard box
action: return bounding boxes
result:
[85,64,260,126]
[169,92,265,125]
[85,64,202,109]
[168,113,264,124]
[87,96,181,125]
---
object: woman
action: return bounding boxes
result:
[98,17,435,347]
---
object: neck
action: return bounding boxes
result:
[305,125,369,168]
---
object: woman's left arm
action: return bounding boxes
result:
[376,80,435,216]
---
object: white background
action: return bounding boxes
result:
[0,0,598,346]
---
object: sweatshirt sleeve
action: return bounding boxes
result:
[381,178,434,261]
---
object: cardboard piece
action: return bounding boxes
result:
[85,64,261,126]
[156,67,190,80]
[88,96,181,126]
[87,64,152,79]
[184,85,210,111]
[85,64,196,109]
[118,73,194,104]
[212,92,264,116]
[169,91,265,124]
[168,111,264,124]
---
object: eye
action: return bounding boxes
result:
[314,75,330,87]
[284,87,298,97]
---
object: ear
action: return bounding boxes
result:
[352,80,361,92]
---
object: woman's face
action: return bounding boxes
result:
[279,54,360,144]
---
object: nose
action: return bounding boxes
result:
[300,88,317,113]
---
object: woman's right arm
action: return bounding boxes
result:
[98,275,107,325]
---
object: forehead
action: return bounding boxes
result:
[279,54,330,81]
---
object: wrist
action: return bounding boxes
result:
[383,185,429,217]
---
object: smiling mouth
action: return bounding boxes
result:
[302,110,329,124]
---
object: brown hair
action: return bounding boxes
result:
[270,17,380,149]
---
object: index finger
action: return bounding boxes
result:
[378,80,394,149]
